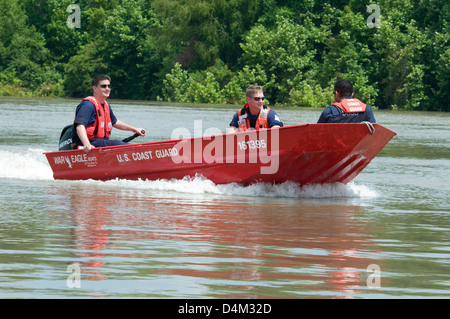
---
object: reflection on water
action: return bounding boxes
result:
[44,182,384,298]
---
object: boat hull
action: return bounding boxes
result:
[44,123,396,185]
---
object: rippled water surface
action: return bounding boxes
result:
[0,97,449,299]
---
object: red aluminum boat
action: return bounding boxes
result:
[44,123,396,185]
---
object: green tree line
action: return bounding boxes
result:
[0,0,448,111]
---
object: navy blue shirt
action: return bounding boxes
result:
[229,108,283,128]
[317,100,376,123]
[72,100,118,145]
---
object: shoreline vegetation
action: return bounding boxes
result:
[4,95,450,117]
[0,0,448,112]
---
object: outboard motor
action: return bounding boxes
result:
[59,124,74,151]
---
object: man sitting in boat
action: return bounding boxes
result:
[317,79,376,123]
[72,74,146,153]
[229,85,283,133]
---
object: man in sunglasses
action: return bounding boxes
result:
[229,85,283,133]
[72,74,146,152]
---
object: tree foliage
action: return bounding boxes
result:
[0,0,448,111]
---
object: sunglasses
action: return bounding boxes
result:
[99,84,111,88]
[252,96,265,101]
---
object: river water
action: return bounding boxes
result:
[0,97,449,299]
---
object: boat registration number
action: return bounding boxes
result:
[237,139,267,150]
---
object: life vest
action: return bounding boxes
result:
[333,98,367,113]
[331,98,369,123]
[237,104,270,131]
[82,96,113,140]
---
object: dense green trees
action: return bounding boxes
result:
[0,0,53,93]
[0,0,448,111]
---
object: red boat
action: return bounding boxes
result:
[44,123,396,185]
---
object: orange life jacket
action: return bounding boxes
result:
[332,98,367,113]
[237,104,270,131]
[82,96,113,140]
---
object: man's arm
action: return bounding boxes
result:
[228,112,240,133]
[75,124,95,153]
[366,105,376,123]
[113,120,146,136]
[268,110,283,128]
[228,126,239,133]
[317,107,332,123]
